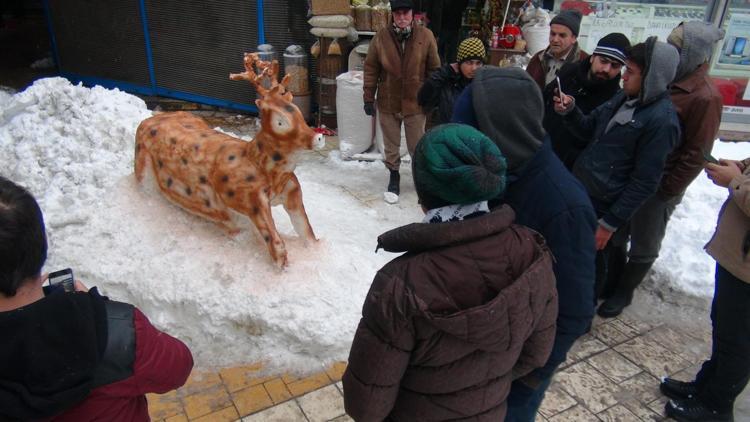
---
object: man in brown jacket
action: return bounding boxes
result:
[363,0,440,203]
[597,21,725,317]
[660,157,750,422]
[525,9,587,90]
[343,123,558,421]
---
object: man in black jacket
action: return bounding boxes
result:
[543,33,630,169]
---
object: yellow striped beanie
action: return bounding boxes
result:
[456,37,486,64]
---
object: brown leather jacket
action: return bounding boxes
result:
[343,206,558,421]
[706,158,750,283]
[659,63,723,198]
[363,25,440,116]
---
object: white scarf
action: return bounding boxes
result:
[422,201,490,224]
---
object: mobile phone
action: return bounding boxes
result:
[556,76,564,97]
[702,149,719,164]
[48,268,75,293]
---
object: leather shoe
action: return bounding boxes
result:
[660,377,698,400]
[665,397,733,421]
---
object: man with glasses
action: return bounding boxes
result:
[543,33,631,170]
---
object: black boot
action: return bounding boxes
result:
[387,169,400,195]
[665,397,733,421]
[660,377,699,401]
[597,261,653,318]
[596,245,627,300]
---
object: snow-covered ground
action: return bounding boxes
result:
[0,78,745,372]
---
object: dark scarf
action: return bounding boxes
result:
[392,22,413,42]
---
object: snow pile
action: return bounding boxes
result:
[0,77,745,371]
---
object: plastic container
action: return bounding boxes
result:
[354,5,372,31]
[371,4,390,32]
[283,45,309,95]
[256,44,277,89]
[292,93,311,122]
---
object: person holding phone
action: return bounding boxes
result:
[660,157,750,421]
[0,176,193,421]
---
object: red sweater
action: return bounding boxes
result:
[52,308,193,421]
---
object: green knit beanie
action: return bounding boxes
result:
[412,123,507,210]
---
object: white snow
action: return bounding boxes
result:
[0,77,745,372]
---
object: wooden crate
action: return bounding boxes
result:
[311,0,351,16]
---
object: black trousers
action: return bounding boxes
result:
[695,263,750,412]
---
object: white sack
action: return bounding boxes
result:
[336,71,375,158]
[308,15,353,28]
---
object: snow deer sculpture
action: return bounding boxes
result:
[134,53,324,268]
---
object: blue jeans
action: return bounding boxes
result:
[505,374,555,422]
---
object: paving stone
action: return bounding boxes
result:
[298,384,346,422]
[619,399,663,422]
[191,405,239,422]
[547,404,599,421]
[232,384,274,417]
[329,415,354,421]
[555,362,619,413]
[567,334,609,363]
[647,396,669,418]
[335,381,343,395]
[595,403,641,421]
[220,363,274,393]
[287,371,333,397]
[616,314,656,335]
[671,362,702,382]
[615,336,692,379]
[147,391,183,420]
[181,371,224,396]
[538,380,577,419]
[536,412,549,422]
[264,378,293,404]
[587,349,642,384]
[241,400,306,421]
[642,326,707,365]
[592,321,633,346]
[183,385,233,420]
[616,371,662,405]
[325,361,347,382]
[164,413,188,422]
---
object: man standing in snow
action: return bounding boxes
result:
[599,22,725,318]
[526,9,588,90]
[0,176,193,421]
[542,32,630,169]
[452,67,597,421]
[554,37,681,318]
[343,123,558,420]
[363,0,440,204]
[661,157,750,422]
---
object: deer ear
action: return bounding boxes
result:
[255,99,263,108]
[283,91,293,102]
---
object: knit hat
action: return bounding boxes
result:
[456,37,486,63]
[593,33,630,64]
[550,9,582,36]
[412,123,507,210]
[390,0,413,10]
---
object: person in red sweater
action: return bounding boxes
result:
[0,176,193,421]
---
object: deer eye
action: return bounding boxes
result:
[271,111,292,134]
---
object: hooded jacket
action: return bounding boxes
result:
[451,67,596,381]
[566,37,681,229]
[660,22,725,198]
[542,57,623,169]
[0,288,193,421]
[343,207,557,421]
[364,24,440,116]
[418,63,472,125]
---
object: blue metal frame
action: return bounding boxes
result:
[42,0,263,114]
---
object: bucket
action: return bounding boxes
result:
[523,23,550,56]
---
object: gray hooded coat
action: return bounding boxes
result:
[565,37,682,229]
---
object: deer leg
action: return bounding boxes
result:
[134,140,148,183]
[280,174,317,243]
[246,193,287,268]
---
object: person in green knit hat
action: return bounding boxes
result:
[418,37,486,128]
[343,123,558,420]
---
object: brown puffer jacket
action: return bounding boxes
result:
[363,25,440,116]
[343,206,558,421]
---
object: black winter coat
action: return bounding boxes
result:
[542,59,621,169]
[418,64,471,126]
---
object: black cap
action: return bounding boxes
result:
[593,33,630,64]
[550,9,582,36]
[390,0,414,11]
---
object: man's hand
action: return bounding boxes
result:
[553,90,574,114]
[706,159,742,188]
[595,225,614,250]
[364,102,375,116]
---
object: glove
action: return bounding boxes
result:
[364,102,375,116]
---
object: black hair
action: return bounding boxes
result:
[626,42,647,70]
[0,176,48,297]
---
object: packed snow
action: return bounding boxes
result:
[0,77,745,372]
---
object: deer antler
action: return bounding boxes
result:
[229,52,285,97]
